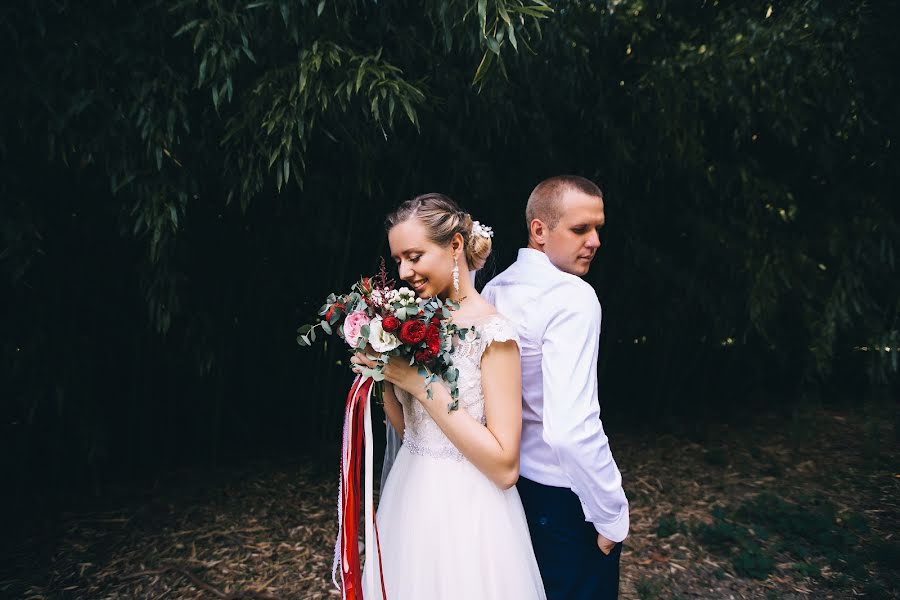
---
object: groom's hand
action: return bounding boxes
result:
[597,534,616,556]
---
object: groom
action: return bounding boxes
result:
[483,175,629,599]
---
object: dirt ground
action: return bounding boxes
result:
[3,407,897,600]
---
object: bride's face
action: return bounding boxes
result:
[388,218,457,298]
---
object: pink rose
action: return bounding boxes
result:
[342,310,371,348]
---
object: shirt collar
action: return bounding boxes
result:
[517,247,554,268]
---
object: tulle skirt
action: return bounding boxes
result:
[363,444,546,599]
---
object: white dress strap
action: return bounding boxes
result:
[477,313,520,348]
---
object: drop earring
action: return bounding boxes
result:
[452,256,460,293]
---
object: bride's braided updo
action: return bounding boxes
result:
[384,193,492,271]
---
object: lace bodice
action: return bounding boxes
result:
[394,313,519,461]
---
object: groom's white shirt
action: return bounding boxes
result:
[483,248,629,542]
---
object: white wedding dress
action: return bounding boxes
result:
[364,313,546,599]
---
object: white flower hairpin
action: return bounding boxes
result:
[472,220,494,239]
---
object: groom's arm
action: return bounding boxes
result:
[540,281,630,543]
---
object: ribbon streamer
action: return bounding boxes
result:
[331,375,387,600]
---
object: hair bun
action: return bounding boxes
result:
[462,213,492,271]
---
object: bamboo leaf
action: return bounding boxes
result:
[173,19,201,38]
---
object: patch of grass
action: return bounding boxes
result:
[793,561,820,578]
[656,512,680,538]
[736,493,858,563]
[861,578,894,599]
[692,491,870,583]
[694,518,752,554]
[825,573,851,589]
[732,546,775,579]
[841,511,870,534]
[635,577,662,600]
[694,515,777,579]
[833,552,869,579]
[868,538,900,572]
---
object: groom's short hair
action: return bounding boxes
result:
[526,175,604,230]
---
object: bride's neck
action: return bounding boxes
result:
[440,279,476,305]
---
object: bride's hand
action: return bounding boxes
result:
[351,353,427,399]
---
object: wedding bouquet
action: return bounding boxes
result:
[297,259,475,411]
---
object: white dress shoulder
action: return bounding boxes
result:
[365,313,546,599]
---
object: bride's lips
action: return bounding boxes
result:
[411,279,428,292]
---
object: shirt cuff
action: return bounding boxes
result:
[583,500,630,543]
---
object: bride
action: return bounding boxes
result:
[350,193,546,599]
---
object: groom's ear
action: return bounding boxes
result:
[529,218,546,245]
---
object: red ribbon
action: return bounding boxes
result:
[336,376,387,600]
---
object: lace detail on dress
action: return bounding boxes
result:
[404,437,465,461]
[396,313,520,461]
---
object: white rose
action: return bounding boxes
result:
[368,317,402,352]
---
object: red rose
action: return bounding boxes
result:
[382,315,400,333]
[399,320,426,345]
[430,316,441,325]
[415,348,435,363]
[425,324,441,355]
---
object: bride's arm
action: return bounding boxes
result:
[369,341,522,490]
[382,382,405,438]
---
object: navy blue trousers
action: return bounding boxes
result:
[517,476,621,600]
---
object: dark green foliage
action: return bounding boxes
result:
[695,517,753,555]
[737,493,858,560]
[868,539,900,572]
[656,512,680,538]
[635,577,662,600]
[825,573,850,590]
[841,511,870,535]
[0,0,898,507]
[732,547,775,579]
[694,492,871,582]
[793,561,820,578]
[861,579,895,600]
